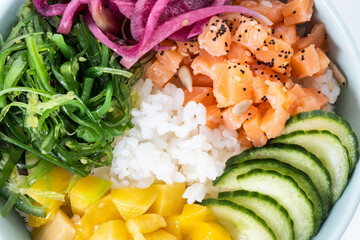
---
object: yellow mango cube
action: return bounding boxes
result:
[27,167,71,227]
[134,233,146,240]
[31,209,76,240]
[70,175,111,216]
[189,221,231,240]
[148,183,186,217]
[74,195,121,240]
[28,166,71,205]
[144,229,176,240]
[126,213,166,235]
[164,215,183,240]
[180,204,215,235]
[111,187,157,220]
[28,201,63,227]
[89,220,128,240]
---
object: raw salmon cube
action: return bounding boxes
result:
[146,60,175,89]
[291,44,320,79]
[198,16,232,57]
[282,0,314,25]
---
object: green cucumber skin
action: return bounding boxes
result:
[223,143,331,212]
[201,198,276,240]
[271,130,349,203]
[235,169,315,240]
[219,190,295,240]
[284,110,359,170]
[216,159,324,231]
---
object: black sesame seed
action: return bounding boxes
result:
[160,51,164,56]
[293,10,296,14]
[207,93,210,96]
[243,88,247,91]
[301,49,305,53]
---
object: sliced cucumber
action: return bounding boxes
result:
[201,198,276,240]
[283,110,359,171]
[234,169,315,240]
[219,190,295,240]
[225,143,331,212]
[271,130,349,203]
[215,159,324,231]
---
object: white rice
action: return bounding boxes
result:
[109,79,241,203]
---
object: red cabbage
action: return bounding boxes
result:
[110,0,136,19]
[33,0,67,17]
[58,0,90,34]
[90,0,121,35]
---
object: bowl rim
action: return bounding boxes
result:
[313,0,360,239]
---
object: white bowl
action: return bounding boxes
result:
[0,0,359,239]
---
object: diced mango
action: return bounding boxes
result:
[70,175,111,216]
[28,201,63,227]
[180,204,215,235]
[144,229,177,240]
[28,166,71,205]
[74,195,121,240]
[189,221,232,240]
[111,187,158,220]
[28,167,71,227]
[134,233,146,240]
[127,214,166,235]
[31,209,76,240]
[164,215,183,240]
[89,220,128,240]
[148,183,186,217]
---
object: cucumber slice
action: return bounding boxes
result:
[225,143,331,212]
[219,190,295,240]
[271,130,349,203]
[215,159,324,231]
[234,169,315,240]
[283,110,359,171]
[201,199,276,240]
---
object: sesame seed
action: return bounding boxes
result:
[182,19,189,26]
[293,10,296,14]
[160,51,164,56]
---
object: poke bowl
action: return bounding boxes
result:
[0,0,359,239]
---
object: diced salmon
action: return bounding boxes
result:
[243,114,268,147]
[315,48,330,76]
[257,100,272,116]
[199,50,227,66]
[146,60,174,89]
[156,49,184,73]
[227,42,255,65]
[183,87,217,107]
[260,107,290,139]
[288,84,329,115]
[273,23,298,46]
[206,105,222,129]
[198,16,232,57]
[255,38,293,74]
[212,62,253,108]
[291,44,320,79]
[282,0,314,25]
[232,16,271,53]
[191,56,215,79]
[252,66,287,82]
[220,13,243,36]
[238,128,253,148]
[236,0,285,25]
[222,105,259,130]
[266,80,287,109]
[252,76,268,104]
[293,22,326,50]
[192,74,213,87]
[177,39,200,55]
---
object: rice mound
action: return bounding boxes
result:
[109,78,241,203]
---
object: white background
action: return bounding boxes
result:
[330,1,360,239]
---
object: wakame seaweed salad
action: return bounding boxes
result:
[0,2,143,217]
